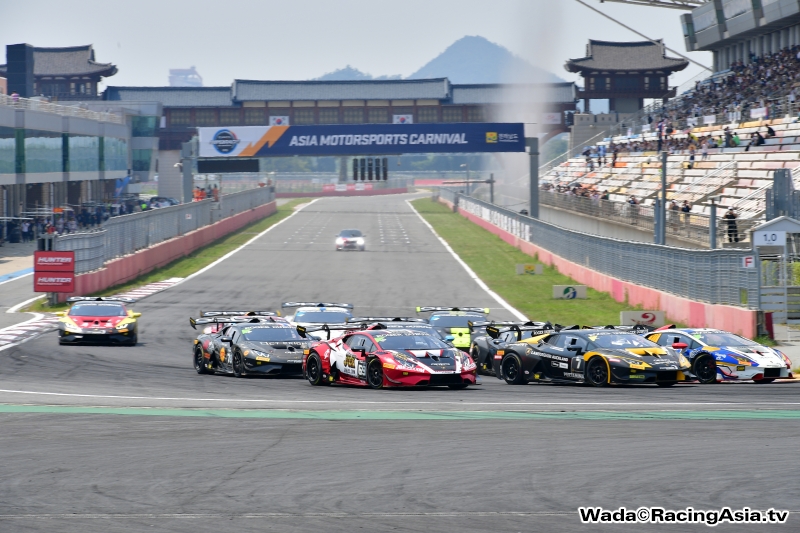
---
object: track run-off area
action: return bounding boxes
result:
[2,193,799,532]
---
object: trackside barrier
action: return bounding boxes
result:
[437,189,758,337]
[57,201,277,302]
[54,188,274,273]
[277,187,408,199]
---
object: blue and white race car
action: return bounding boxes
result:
[646,328,793,383]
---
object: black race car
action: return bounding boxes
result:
[190,316,312,377]
[415,306,491,352]
[493,326,691,387]
[468,321,556,375]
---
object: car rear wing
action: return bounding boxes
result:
[67,296,135,303]
[467,320,544,333]
[485,322,557,340]
[282,302,354,309]
[654,324,677,331]
[296,322,364,340]
[189,316,282,330]
[200,310,277,317]
[348,317,427,323]
[415,306,490,313]
[584,325,656,334]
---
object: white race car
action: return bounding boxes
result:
[281,302,355,339]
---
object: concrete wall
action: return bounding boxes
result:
[540,205,705,249]
[157,150,182,199]
[61,200,277,302]
[439,197,757,338]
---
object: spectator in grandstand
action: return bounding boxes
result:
[681,201,692,231]
[628,195,639,224]
[701,141,709,160]
[669,200,680,229]
[723,208,739,243]
[687,146,696,169]
[765,125,776,138]
[724,128,733,148]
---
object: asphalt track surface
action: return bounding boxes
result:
[1,193,799,533]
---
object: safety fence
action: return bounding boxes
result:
[0,93,124,124]
[54,187,274,273]
[438,188,760,309]
[537,190,761,247]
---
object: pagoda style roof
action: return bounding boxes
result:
[0,45,117,78]
[565,40,688,74]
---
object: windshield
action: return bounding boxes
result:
[429,315,480,328]
[589,334,659,349]
[294,310,352,323]
[376,334,451,351]
[69,304,127,317]
[339,230,362,238]
[241,327,303,342]
[690,331,758,346]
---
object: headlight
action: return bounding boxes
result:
[336,238,344,244]
[678,354,690,368]
[116,322,130,331]
[252,350,271,358]
[356,238,364,244]
[393,354,417,368]
[63,323,82,333]
[458,352,476,370]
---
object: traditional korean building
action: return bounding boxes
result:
[565,40,688,114]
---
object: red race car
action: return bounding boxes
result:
[300,324,478,389]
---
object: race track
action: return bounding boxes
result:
[1,193,799,532]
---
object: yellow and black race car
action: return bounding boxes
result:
[415,306,489,352]
[56,297,140,346]
[493,327,691,387]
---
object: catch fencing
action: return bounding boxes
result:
[54,187,274,273]
[439,188,760,309]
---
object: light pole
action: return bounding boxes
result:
[460,163,470,196]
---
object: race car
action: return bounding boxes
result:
[196,310,284,334]
[415,306,491,352]
[283,302,355,339]
[335,229,365,251]
[469,321,556,375]
[645,328,793,383]
[494,327,691,387]
[300,324,478,389]
[56,297,140,346]
[348,316,455,343]
[190,316,312,377]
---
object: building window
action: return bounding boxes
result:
[132,149,152,172]
[466,107,485,122]
[605,77,611,91]
[294,109,315,125]
[442,107,463,123]
[169,109,191,127]
[68,135,100,172]
[0,126,15,174]
[343,108,364,124]
[131,116,157,137]
[660,77,666,90]
[319,108,339,124]
[244,108,266,125]
[417,107,439,123]
[615,76,640,91]
[104,137,128,171]
[195,109,217,127]
[588,77,595,91]
[644,77,650,90]
[24,129,63,173]
[367,107,389,123]
[219,109,241,126]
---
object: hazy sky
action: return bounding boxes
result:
[0,0,712,89]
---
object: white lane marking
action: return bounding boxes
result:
[0,389,798,406]
[406,199,527,321]
[0,313,47,353]
[6,294,45,314]
[168,199,319,288]
[0,272,33,287]
[0,511,582,519]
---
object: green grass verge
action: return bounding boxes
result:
[411,198,644,326]
[26,198,310,313]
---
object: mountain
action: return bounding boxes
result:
[312,36,561,84]
[314,65,402,81]
[408,36,562,84]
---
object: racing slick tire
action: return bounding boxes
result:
[471,345,487,375]
[367,358,384,389]
[306,353,327,386]
[232,349,245,378]
[585,356,609,387]
[754,378,777,384]
[194,347,209,375]
[501,354,525,385]
[692,353,717,384]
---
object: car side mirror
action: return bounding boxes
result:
[55,311,66,317]
[445,335,455,341]
[352,347,366,356]
[567,345,582,352]
[131,312,142,318]
[672,343,689,349]
[220,336,233,343]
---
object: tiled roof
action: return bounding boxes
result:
[565,40,688,73]
[232,78,450,101]
[451,83,577,105]
[103,86,233,107]
[0,45,117,77]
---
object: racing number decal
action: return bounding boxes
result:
[572,358,583,372]
[341,353,358,376]
[357,361,367,378]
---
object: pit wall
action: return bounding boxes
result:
[276,188,407,198]
[59,201,277,302]
[438,197,757,338]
